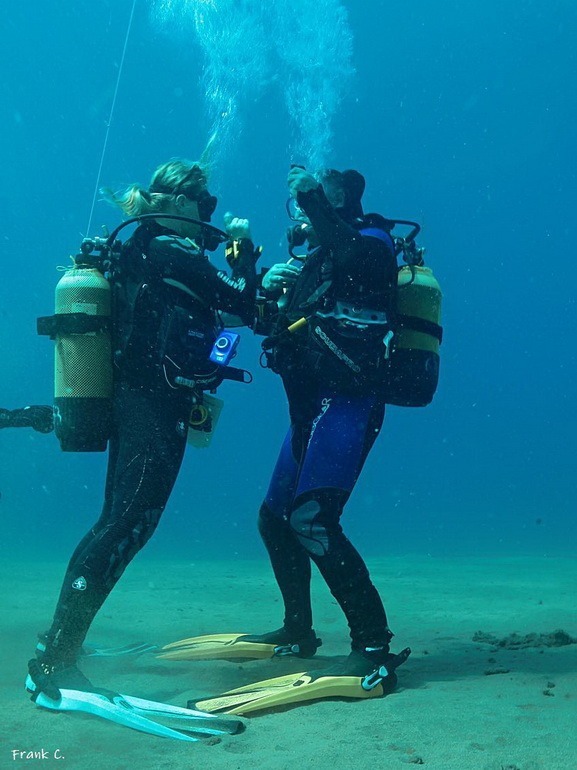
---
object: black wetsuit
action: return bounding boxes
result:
[260,186,398,652]
[41,222,256,666]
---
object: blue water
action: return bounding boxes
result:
[1,0,575,565]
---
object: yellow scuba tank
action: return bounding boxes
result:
[38,264,113,451]
[54,266,113,451]
[386,265,443,406]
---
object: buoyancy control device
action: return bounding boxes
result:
[37,214,244,452]
[261,218,443,406]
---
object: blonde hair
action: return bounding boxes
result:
[102,159,208,217]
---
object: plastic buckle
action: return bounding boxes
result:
[225,240,240,266]
[382,331,394,360]
[273,643,299,657]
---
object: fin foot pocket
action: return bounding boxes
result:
[239,627,322,658]
[332,646,411,678]
[27,659,96,701]
[157,628,321,661]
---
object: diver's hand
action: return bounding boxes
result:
[262,262,302,292]
[27,406,55,433]
[223,212,252,240]
[0,405,54,433]
[288,167,319,198]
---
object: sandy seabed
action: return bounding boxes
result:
[1,555,575,770]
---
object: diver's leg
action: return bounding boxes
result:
[257,422,314,638]
[38,380,192,669]
[258,506,313,636]
[45,412,122,621]
[288,394,393,655]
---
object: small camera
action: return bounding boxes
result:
[209,331,240,366]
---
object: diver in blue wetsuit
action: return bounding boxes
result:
[250,165,407,679]
[160,166,414,711]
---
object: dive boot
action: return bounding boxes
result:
[27,658,96,700]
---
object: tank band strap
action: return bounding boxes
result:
[37,313,111,340]
[396,314,443,343]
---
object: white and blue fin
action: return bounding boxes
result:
[27,682,243,742]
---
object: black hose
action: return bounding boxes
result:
[105,214,228,248]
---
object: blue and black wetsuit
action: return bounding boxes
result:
[260,185,398,653]
[40,222,257,667]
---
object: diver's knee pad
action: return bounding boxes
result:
[290,499,330,557]
[289,489,347,558]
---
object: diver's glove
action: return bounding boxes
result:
[261,262,302,292]
[0,406,54,433]
[223,213,263,268]
[288,167,319,197]
[223,212,252,241]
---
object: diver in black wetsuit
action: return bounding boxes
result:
[253,165,407,679]
[28,158,258,698]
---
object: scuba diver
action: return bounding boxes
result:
[25,158,258,739]
[161,165,424,715]
[243,167,406,682]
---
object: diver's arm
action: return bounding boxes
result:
[296,186,360,253]
[147,235,258,325]
[0,406,54,433]
[297,187,395,281]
